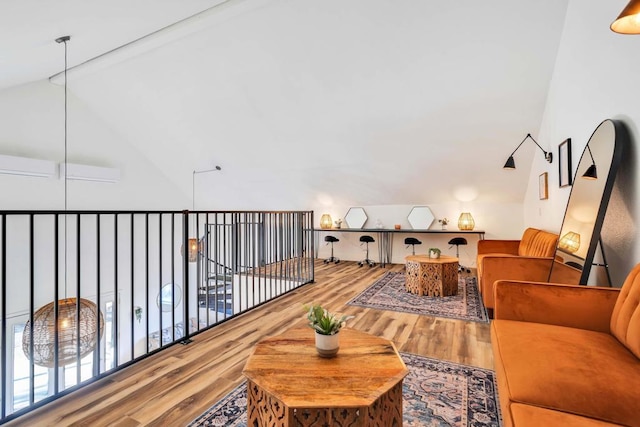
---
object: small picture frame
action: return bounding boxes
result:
[559,138,572,187]
[539,172,548,200]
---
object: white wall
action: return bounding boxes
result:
[0,80,193,364]
[314,202,524,267]
[524,0,640,286]
[0,80,189,210]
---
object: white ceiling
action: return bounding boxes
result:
[0,0,570,211]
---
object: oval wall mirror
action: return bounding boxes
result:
[548,119,628,284]
[157,283,182,312]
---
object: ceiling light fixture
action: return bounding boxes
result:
[503,133,552,169]
[611,0,640,34]
[187,165,222,263]
[23,36,104,368]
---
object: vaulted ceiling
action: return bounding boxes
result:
[1,0,569,210]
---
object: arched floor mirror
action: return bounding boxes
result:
[548,119,629,285]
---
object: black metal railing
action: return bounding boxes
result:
[0,209,314,423]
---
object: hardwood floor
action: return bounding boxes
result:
[6,260,493,427]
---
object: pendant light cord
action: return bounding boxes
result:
[63,39,68,213]
[56,35,70,298]
[64,39,68,299]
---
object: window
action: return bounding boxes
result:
[12,324,49,411]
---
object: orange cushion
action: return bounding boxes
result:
[510,404,624,427]
[611,263,640,358]
[517,228,541,256]
[476,253,516,283]
[518,228,558,257]
[492,320,640,426]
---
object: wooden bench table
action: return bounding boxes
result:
[242,327,408,427]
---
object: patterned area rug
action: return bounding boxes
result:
[347,272,488,322]
[189,353,501,426]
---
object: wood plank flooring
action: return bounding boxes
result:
[6,260,493,427]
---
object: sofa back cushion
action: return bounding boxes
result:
[610,263,640,358]
[518,228,558,257]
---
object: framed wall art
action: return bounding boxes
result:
[539,172,548,200]
[558,138,572,187]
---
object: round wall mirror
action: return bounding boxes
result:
[157,283,182,312]
[548,119,628,284]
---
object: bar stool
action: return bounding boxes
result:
[358,235,376,267]
[323,235,340,264]
[404,237,422,255]
[448,237,471,273]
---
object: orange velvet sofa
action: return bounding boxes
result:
[477,227,558,310]
[491,263,640,427]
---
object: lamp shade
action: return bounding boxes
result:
[503,156,516,169]
[320,214,333,229]
[558,232,581,253]
[611,0,640,34]
[181,238,203,262]
[458,212,475,230]
[582,164,598,180]
[22,298,104,368]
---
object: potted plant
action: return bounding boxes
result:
[438,218,449,230]
[304,304,353,357]
[429,248,441,259]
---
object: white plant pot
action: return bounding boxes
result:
[315,331,340,358]
[429,251,440,259]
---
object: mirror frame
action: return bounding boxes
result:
[344,207,368,229]
[407,206,435,229]
[157,283,182,312]
[549,119,628,284]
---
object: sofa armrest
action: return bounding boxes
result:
[479,256,554,309]
[477,239,520,255]
[494,280,620,332]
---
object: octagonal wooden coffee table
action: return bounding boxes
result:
[242,327,408,427]
[405,254,459,296]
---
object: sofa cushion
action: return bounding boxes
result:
[477,253,516,279]
[518,228,558,257]
[611,263,640,358]
[492,320,640,426]
[510,404,624,427]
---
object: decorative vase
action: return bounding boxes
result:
[315,331,340,358]
[429,250,440,259]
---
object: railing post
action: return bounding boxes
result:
[181,210,192,344]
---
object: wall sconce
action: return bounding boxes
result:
[503,133,552,169]
[611,0,640,34]
[457,212,475,230]
[320,214,333,229]
[582,146,598,180]
[558,232,581,253]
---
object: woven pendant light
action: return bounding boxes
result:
[22,298,104,368]
[185,237,202,262]
[21,36,104,368]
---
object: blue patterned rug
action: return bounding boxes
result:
[347,272,488,323]
[189,353,501,426]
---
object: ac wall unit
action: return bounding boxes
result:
[59,163,120,183]
[0,154,56,178]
